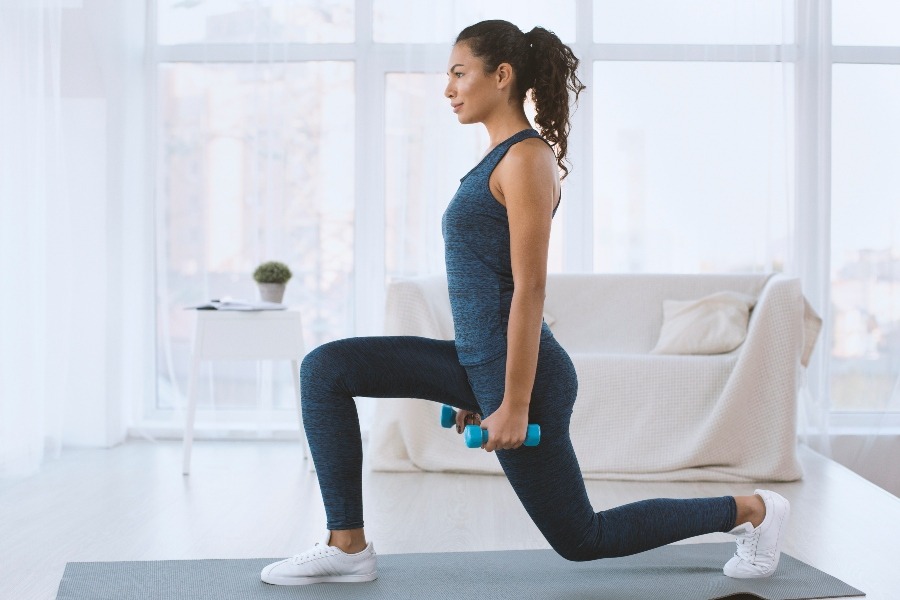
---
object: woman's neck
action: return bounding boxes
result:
[482,108,532,148]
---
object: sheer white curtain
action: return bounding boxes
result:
[0,0,149,477]
[0,1,70,477]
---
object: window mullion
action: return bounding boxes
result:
[794,0,833,408]
[566,0,593,273]
[832,45,900,64]
[156,43,356,62]
[354,0,385,337]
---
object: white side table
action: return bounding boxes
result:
[182,308,307,475]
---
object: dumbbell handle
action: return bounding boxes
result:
[464,424,540,448]
[441,404,487,429]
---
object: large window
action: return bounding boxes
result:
[149,0,899,434]
[829,0,900,414]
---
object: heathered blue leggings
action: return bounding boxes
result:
[300,334,737,561]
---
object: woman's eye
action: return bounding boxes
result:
[454,72,463,78]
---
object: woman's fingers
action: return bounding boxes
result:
[455,410,481,433]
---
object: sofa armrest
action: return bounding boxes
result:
[713,274,810,478]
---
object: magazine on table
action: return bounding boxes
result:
[185,297,287,311]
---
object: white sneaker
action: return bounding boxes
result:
[723,489,790,578]
[261,532,378,585]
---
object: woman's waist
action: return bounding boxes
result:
[454,322,556,357]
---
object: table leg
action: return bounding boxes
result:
[182,348,203,476]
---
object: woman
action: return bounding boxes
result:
[261,20,790,586]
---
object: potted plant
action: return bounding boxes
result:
[253,261,292,303]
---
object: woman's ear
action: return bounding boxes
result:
[495,62,514,90]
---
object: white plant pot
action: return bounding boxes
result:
[257,282,286,304]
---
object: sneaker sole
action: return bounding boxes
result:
[262,571,378,586]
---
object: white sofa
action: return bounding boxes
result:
[368,273,820,482]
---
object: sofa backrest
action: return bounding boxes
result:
[386,272,774,353]
[543,273,773,353]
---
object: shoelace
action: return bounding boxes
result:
[734,533,777,564]
[289,542,335,565]
[734,533,759,561]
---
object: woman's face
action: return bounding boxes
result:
[444,42,504,125]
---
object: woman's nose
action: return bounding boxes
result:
[444,80,454,98]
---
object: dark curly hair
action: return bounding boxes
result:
[455,20,586,179]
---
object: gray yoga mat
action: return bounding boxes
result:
[56,542,863,600]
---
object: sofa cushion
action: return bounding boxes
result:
[650,291,756,355]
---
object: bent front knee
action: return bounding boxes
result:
[300,344,326,380]
[551,536,625,562]
[552,541,600,562]
[300,341,347,386]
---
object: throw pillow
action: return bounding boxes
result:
[650,291,757,355]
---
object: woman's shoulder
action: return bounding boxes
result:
[500,135,557,172]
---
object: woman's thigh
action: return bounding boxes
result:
[464,337,593,557]
[300,335,481,413]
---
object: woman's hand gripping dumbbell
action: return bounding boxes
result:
[440,404,541,449]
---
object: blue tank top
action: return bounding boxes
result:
[441,128,559,366]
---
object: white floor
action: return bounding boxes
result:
[1,440,897,599]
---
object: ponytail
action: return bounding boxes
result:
[523,27,585,179]
[455,20,585,178]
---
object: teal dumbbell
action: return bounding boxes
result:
[441,404,541,448]
[440,404,457,429]
[464,423,541,448]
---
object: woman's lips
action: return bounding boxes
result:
[453,103,463,113]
